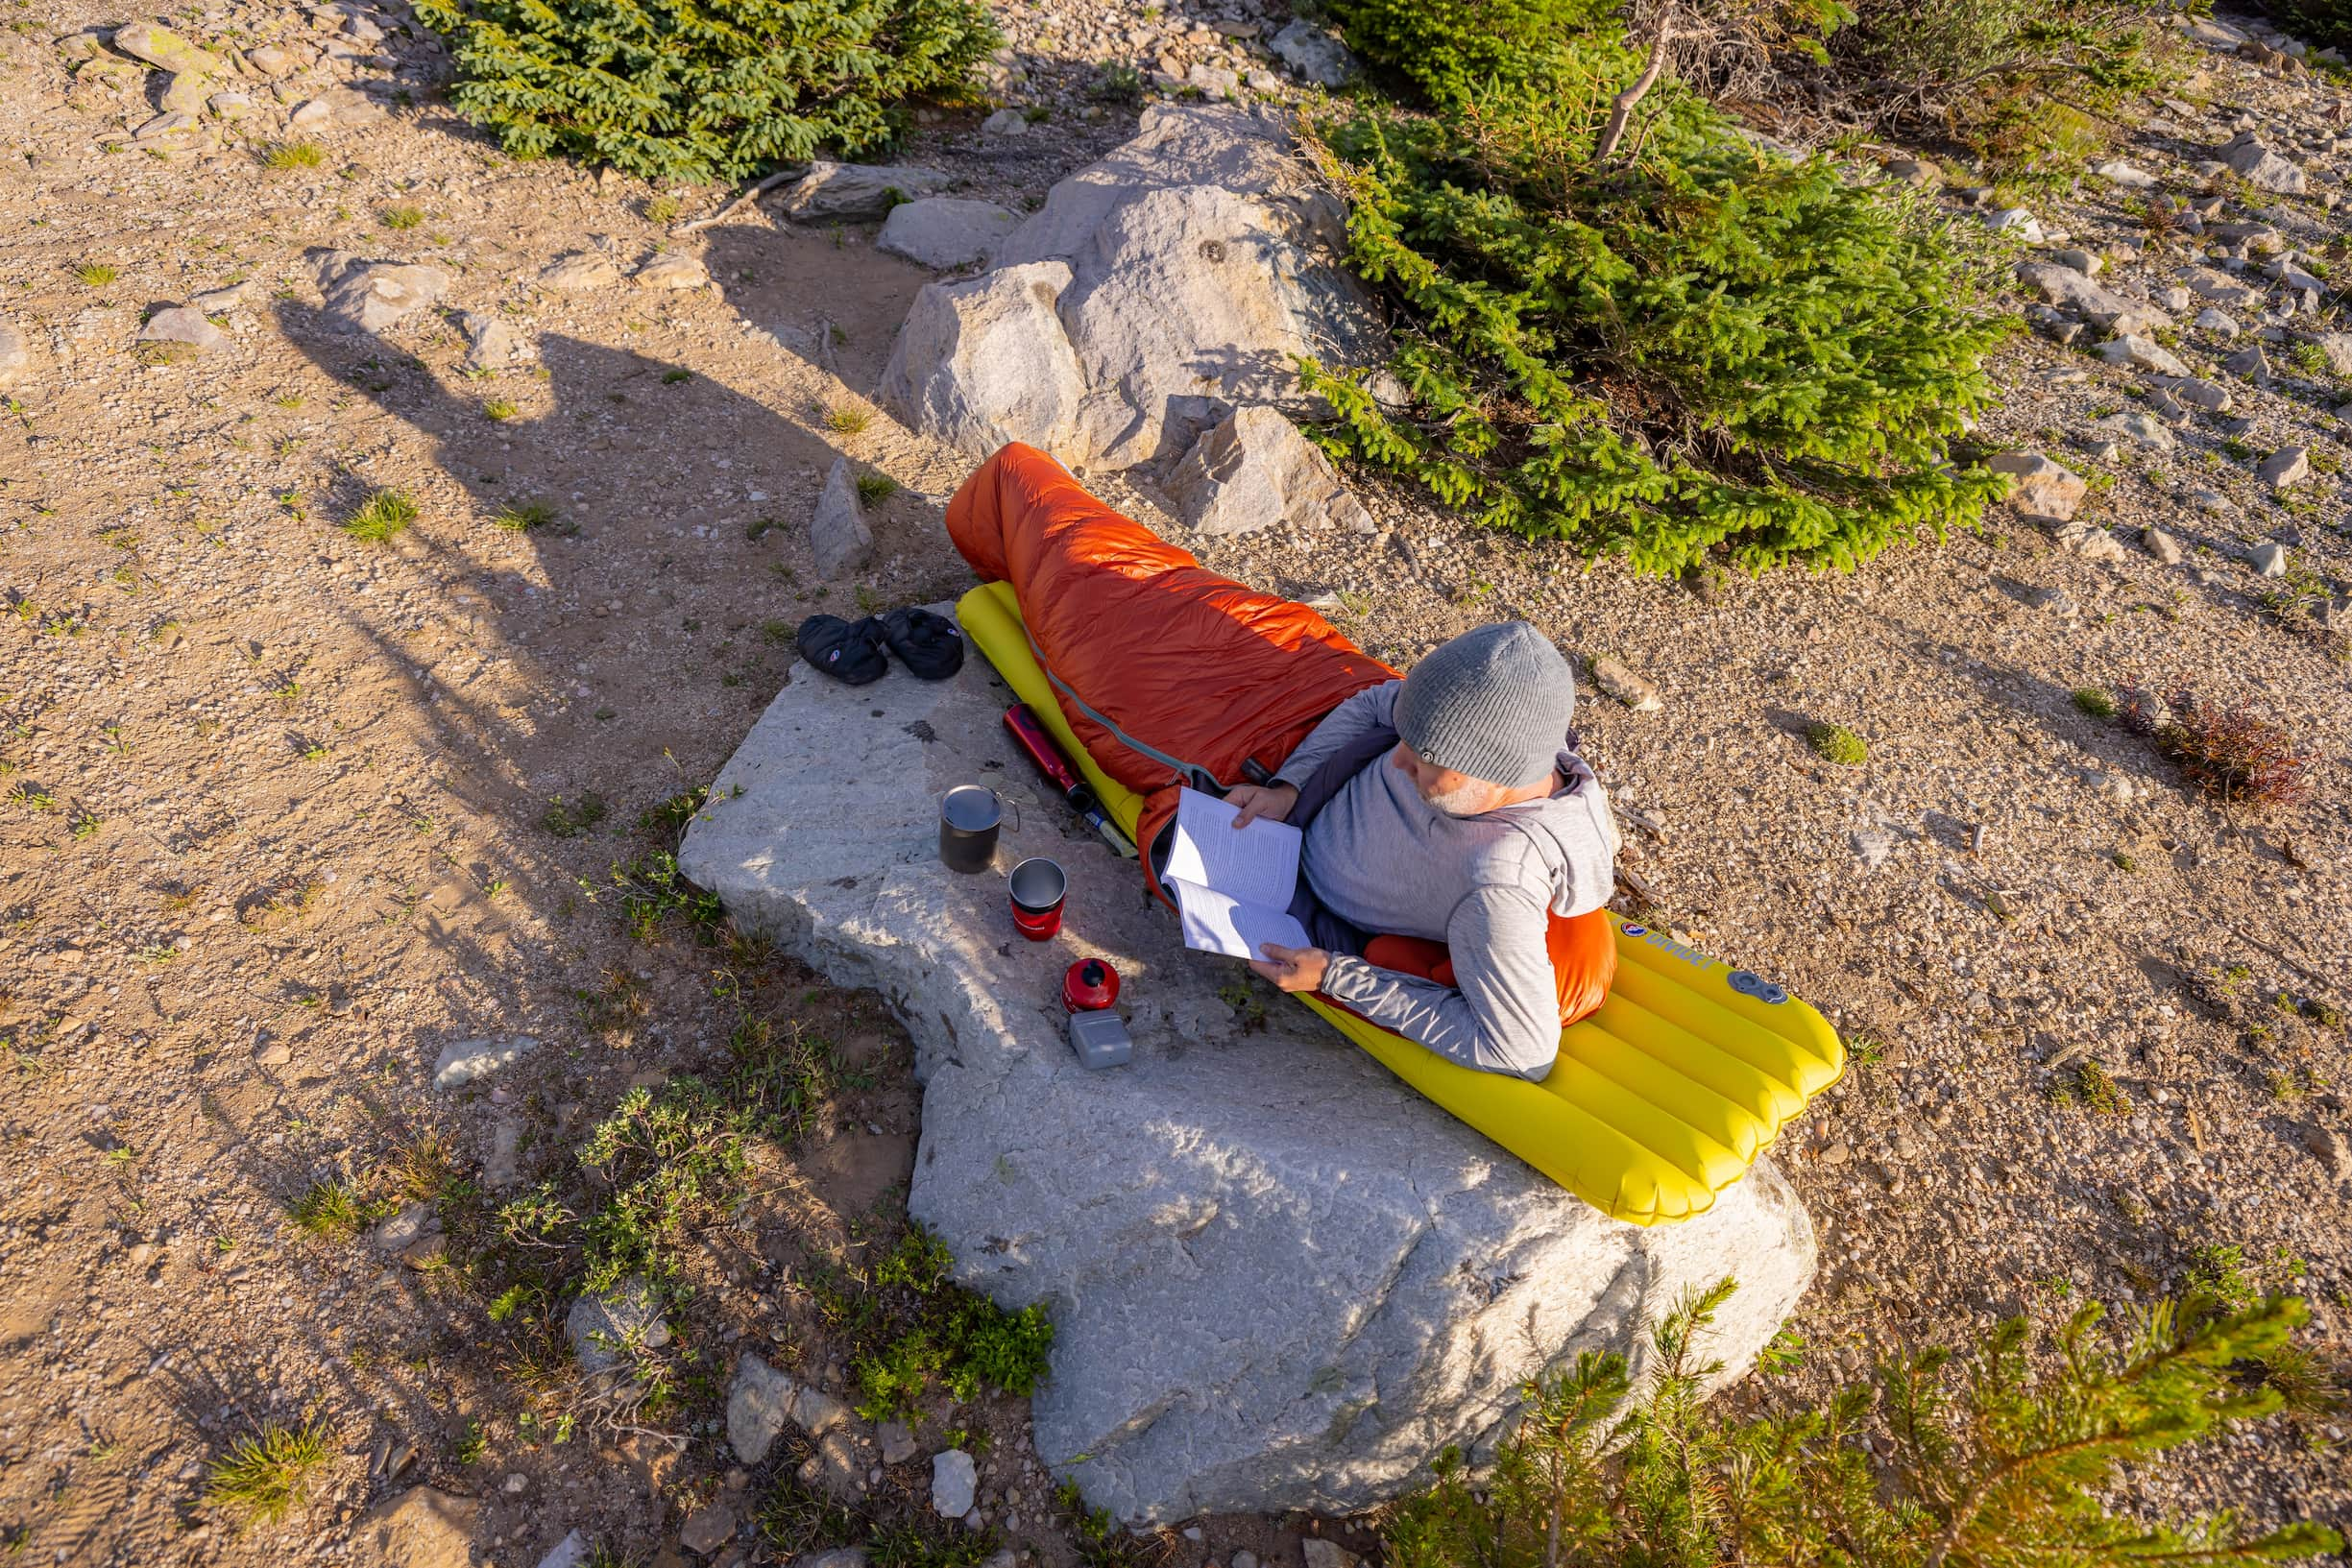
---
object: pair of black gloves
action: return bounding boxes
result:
[796,607,963,686]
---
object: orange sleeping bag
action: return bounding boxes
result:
[944,443,1614,1025]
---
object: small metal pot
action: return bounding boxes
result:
[939,785,1015,874]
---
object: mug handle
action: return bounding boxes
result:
[998,791,1021,832]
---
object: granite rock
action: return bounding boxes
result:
[677,612,1818,1521]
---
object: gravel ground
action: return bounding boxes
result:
[0,0,2346,1564]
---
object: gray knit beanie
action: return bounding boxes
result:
[1394,622,1576,789]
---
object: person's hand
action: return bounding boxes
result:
[1224,782,1297,829]
[1249,943,1328,993]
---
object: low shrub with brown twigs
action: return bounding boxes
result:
[2149,690,2310,807]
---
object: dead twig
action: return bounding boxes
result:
[1595,6,1677,162]
[671,164,807,236]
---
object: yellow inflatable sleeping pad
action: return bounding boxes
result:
[957,582,1844,1226]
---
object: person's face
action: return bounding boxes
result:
[1391,741,1508,817]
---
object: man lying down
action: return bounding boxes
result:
[1221,622,1620,1083]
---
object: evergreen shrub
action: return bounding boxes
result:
[413,0,1000,183]
[1386,1280,2342,1568]
[1322,0,1615,107]
[1300,62,2009,575]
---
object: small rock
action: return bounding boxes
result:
[432,1034,537,1088]
[1986,450,2086,522]
[136,305,228,355]
[2096,411,2174,452]
[2306,332,2352,377]
[541,252,620,292]
[2299,1122,2350,1180]
[2095,159,2160,188]
[1269,19,1358,86]
[2095,334,2188,377]
[2078,766,2134,805]
[2219,132,2306,195]
[288,85,381,133]
[1234,1555,1261,1568]
[372,1202,436,1252]
[931,1450,978,1518]
[780,160,955,223]
[2246,541,2289,577]
[1300,1544,1360,1568]
[2029,586,2080,616]
[727,1353,849,1464]
[981,107,1028,137]
[111,20,227,75]
[809,455,874,581]
[206,89,254,120]
[353,1487,479,1568]
[1818,1140,1852,1167]
[255,1038,293,1067]
[0,317,26,386]
[567,1278,670,1380]
[1851,827,1895,869]
[244,43,299,77]
[2143,526,2184,565]
[2053,522,2127,564]
[2146,374,2230,413]
[795,1430,862,1503]
[321,256,452,336]
[160,71,210,116]
[877,1421,918,1465]
[1982,207,2045,243]
[1165,404,1369,537]
[2258,446,2310,489]
[1589,656,1662,712]
[537,1530,592,1568]
[2050,248,2100,276]
[680,1504,737,1557]
[632,253,709,291]
[461,311,533,371]
[877,197,1022,271]
[800,1553,871,1568]
[2194,306,2240,337]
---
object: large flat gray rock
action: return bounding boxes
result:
[679,608,1816,1521]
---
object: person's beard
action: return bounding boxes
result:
[1422,778,1493,817]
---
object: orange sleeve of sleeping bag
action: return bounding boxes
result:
[1364,909,1613,1028]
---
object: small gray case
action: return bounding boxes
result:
[1068,1009,1131,1070]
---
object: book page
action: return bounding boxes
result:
[1169,878,1312,961]
[1163,787,1301,912]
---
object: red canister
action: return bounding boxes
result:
[1061,957,1121,1013]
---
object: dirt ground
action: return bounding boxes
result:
[2,0,2348,1564]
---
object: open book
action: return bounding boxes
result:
[1163,787,1312,960]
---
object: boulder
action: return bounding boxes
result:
[319,254,451,335]
[877,261,1089,458]
[137,305,228,354]
[1270,20,1359,85]
[809,455,874,580]
[1986,451,2086,522]
[982,104,1391,468]
[111,20,226,76]
[1162,404,1371,536]
[879,198,1023,271]
[2219,132,2306,194]
[2013,262,2168,336]
[781,160,955,223]
[676,615,1818,1521]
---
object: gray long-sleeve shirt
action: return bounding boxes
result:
[1273,682,1619,1080]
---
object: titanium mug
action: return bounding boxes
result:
[939,785,1016,874]
[1008,856,1068,941]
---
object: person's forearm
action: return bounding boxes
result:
[1320,956,1559,1080]
[1272,682,1398,790]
